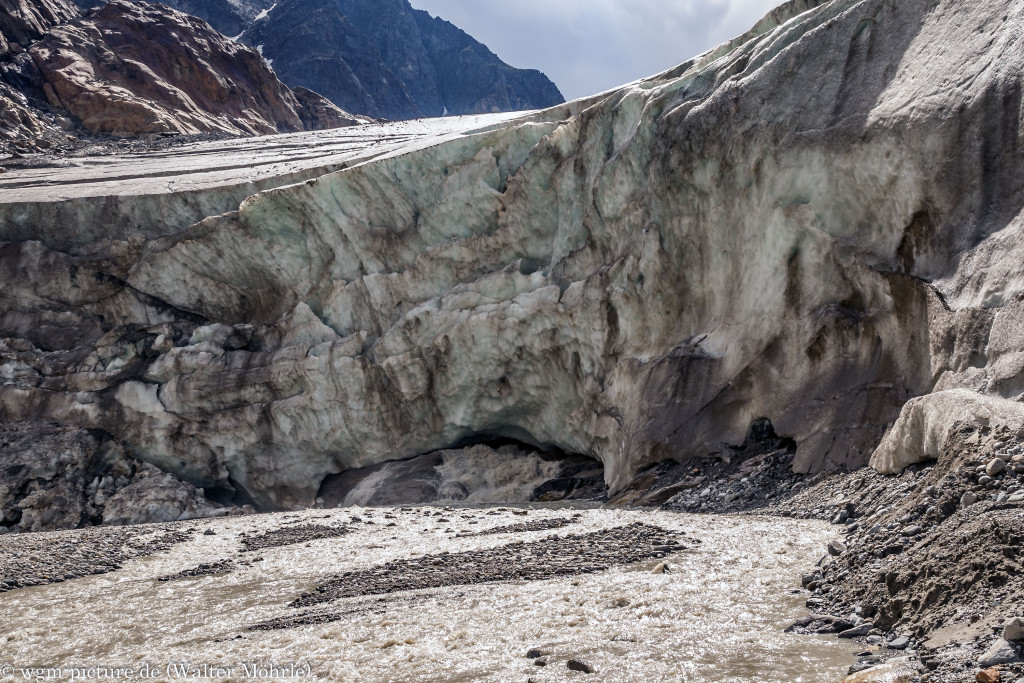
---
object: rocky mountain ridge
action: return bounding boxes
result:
[158,0,566,119]
[0,0,361,152]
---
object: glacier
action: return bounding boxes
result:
[1,0,1023,510]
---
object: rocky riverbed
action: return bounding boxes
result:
[7,411,1024,682]
[765,423,1024,683]
[617,419,1024,683]
[0,506,860,682]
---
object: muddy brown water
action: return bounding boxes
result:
[0,507,858,682]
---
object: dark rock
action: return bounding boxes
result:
[786,615,855,634]
[847,662,874,675]
[292,86,364,130]
[239,0,563,120]
[567,659,594,674]
[239,523,350,552]
[887,636,911,650]
[257,523,682,628]
[240,0,418,120]
[0,421,219,533]
[157,559,235,582]
[838,623,874,638]
[122,0,264,36]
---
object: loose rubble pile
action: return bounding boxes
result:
[657,448,804,513]
[285,523,686,612]
[0,524,191,592]
[757,422,1024,683]
[610,419,804,512]
[457,514,582,538]
[529,457,608,503]
[157,559,236,582]
[238,522,352,552]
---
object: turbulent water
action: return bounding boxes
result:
[338,448,567,507]
[0,507,858,682]
[432,450,565,505]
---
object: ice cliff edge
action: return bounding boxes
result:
[1,0,1023,509]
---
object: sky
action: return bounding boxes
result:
[408,0,788,101]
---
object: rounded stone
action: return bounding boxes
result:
[986,459,1007,477]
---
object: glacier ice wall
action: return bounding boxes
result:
[1,0,1023,507]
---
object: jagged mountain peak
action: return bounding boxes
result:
[234,0,563,119]
[240,0,422,120]
[51,0,565,120]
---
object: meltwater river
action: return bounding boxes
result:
[0,507,858,682]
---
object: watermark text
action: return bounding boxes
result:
[0,662,311,681]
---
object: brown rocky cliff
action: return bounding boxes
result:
[14,0,356,137]
[0,0,77,57]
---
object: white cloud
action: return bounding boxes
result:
[408,0,786,100]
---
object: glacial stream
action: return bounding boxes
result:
[0,508,858,682]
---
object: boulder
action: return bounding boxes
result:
[828,541,848,557]
[976,669,1001,683]
[838,623,874,639]
[978,639,1020,668]
[1004,618,1024,642]
[785,615,854,635]
[988,459,1009,477]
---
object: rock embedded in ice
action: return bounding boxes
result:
[0,421,219,533]
[827,540,847,557]
[101,463,221,526]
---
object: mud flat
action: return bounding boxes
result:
[0,506,858,682]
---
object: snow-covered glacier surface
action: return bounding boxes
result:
[2,0,1024,508]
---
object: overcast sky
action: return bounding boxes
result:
[408,0,787,101]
